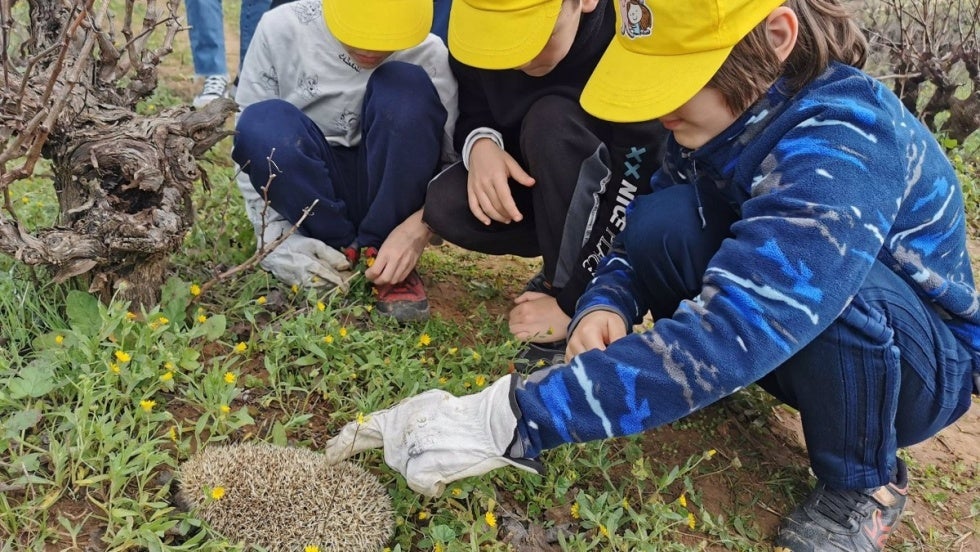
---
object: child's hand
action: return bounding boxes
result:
[566,310,628,358]
[509,292,571,343]
[367,210,430,286]
[467,138,535,225]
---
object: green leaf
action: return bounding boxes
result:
[199,314,226,341]
[7,363,58,399]
[160,277,191,325]
[429,524,456,542]
[65,290,100,336]
[270,421,288,446]
[2,408,42,438]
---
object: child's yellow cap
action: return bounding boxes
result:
[448,0,564,70]
[323,0,433,52]
[581,0,786,123]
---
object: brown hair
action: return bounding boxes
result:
[707,0,868,114]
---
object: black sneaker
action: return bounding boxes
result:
[774,459,908,552]
[524,271,553,294]
[515,340,566,373]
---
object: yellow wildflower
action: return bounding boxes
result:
[233,342,247,354]
[417,511,429,521]
[197,314,208,323]
[190,284,201,296]
[210,486,225,500]
[157,316,169,325]
[164,361,174,371]
[451,488,462,497]
[168,426,178,441]
[223,372,237,384]
[114,350,132,363]
[366,256,375,268]
[678,493,687,508]
[622,497,630,510]
[433,545,443,552]
[356,412,368,425]
[339,327,348,338]
[323,334,334,344]
[55,335,64,345]
[598,524,609,538]
[317,301,326,312]
[705,449,717,459]
[125,311,137,321]
[365,304,373,312]
[109,363,120,374]
[304,546,320,552]
[438,377,448,384]
[570,503,580,519]
[484,511,497,528]
[160,371,174,382]
[219,404,231,415]
[291,284,299,294]
[472,351,481,361]
[257,296,267,305]
[687,512,697,530]
[21,196,28,204]
[139,399,156,412]
[475,375,487,387]
[418,333,431,347]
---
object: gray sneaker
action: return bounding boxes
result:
[193,75,228,108]
[774,459,908,552]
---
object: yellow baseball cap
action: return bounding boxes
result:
[323,0,433,52]
[448,0,564,69]
[581,0,786,123]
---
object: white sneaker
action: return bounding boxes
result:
[192,75,228,108]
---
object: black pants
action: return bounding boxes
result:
[423,95,667,315]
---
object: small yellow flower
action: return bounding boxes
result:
[210,486,225,500]
[114,350,132,363]
[433,544,443,552]
[257,296,267,305]
[678,493,687,508]
[339,327,348,338]
[168,426,178,441]
[570,503,580,519]
[157,316,169,325]
[21,196,28,204]
[197,314,208,323]
[463,381,471,388]
[233,342,247,354]
[484,511,497,528]
[438,377,448,384]
[705,449,717,459]
[291,284,299,294]
[356,412,367,425]
[125,311,137,321]
[139,399,156,412]
[687,512,696,530]
[451,488,462,497]
[417,511,429,521]
[317,301,326,312]
[223,372,237,384]
[536,359,547,367]
[418,333,432,347]
[475,375,487,387]
[323,334,334,344]
[160,371,174,382]
[304,546,320,552]
[365,256,375,268]
[622,497,630,510]
[219,404,231,415]
[472,351,481,361]
[365,305,373,313]
[164,361,174,371]
[448,347,458,355]
[190,284,201,296]
[598,524,609,537]
[54,335,64,345]
[109,363,120,374]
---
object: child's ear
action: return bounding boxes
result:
[581,0,601,14]
[766,6,799,62]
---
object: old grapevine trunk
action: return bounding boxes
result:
[0,0,236,307]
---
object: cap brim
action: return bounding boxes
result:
[324,0,432,52]
[581,41,734,123]
[449,0,562,70]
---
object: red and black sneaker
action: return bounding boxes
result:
[375,268,429,323]
[774,459,908,552]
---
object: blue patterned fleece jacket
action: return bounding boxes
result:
[512,62,980,458]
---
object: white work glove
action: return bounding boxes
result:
[236,172,351,288]
[323,374,543,497]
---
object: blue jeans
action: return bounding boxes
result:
[185,0,271,76]
[621,183,975,489]
[231,62,447,249]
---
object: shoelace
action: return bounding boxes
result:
[810,484,879,530]
[200,75,227,97]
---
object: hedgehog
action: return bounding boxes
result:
[175,442,394,551]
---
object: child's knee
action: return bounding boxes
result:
[237,99,302,138]
[521,95,582,144]
[366,62,443,124]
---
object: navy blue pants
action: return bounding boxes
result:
[232,62,446,249]
[622,183,974,489]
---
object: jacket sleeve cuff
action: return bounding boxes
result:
[567,305,632,339]
[462,127,504,170]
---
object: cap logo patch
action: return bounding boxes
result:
[620,0,652,39]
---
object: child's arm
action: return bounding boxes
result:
[234,17,279,109]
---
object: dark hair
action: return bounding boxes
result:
[707,0,868,114]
